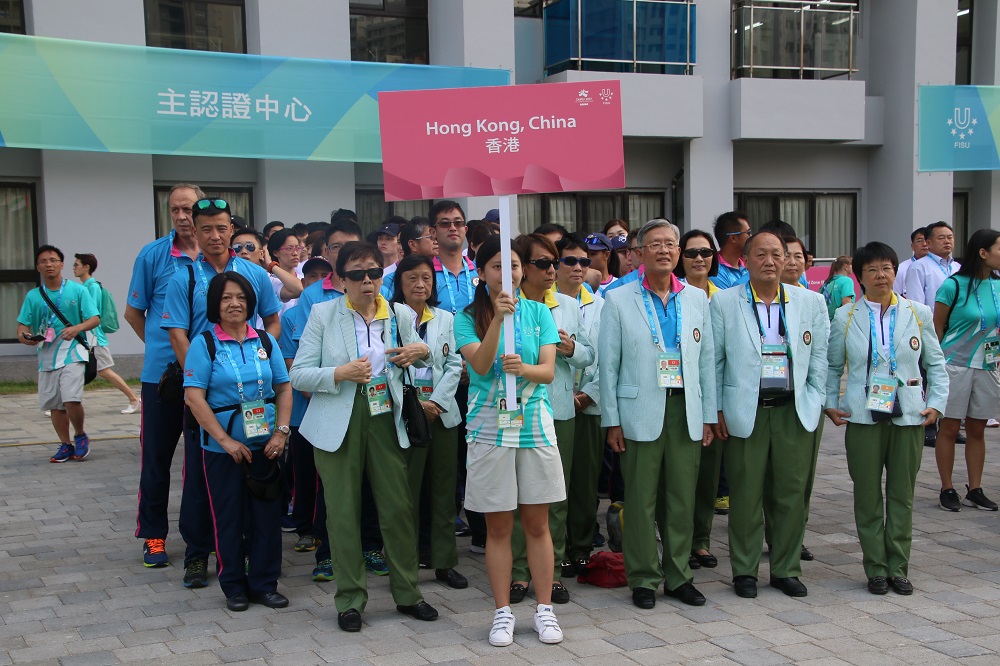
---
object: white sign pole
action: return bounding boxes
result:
[498,194,518,401]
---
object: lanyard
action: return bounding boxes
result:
[972,278,1000,332]
[866,301,897,377]
[441,260,474,314]
[935,256,953,277]
[44,279,66,327]
[216,331,264,402]
[746,283,788,343]
[640,286,681,352]
[493,300,523,391]
[194,257,240,294]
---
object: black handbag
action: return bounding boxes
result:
[38,286,97,384]
[243,456,282,501]
[393,307,432,448]
[158,361,185,402]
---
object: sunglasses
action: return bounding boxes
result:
[584,235,611,251]
[343,267,383,282]
[682,248,714,259]
[560,256,592,268]
[527,258,557,270]
[231,242,257,253]
[194,198,230,212]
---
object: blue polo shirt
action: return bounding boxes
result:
[294,275,344,340]
[161,255,281,339]
[604,266,643,294]
[127,231,195,382]
[643,274,682,351]
[183,325,289,453]
[434,256,477,315]
[278,304,308,427]
[710,256,750,290]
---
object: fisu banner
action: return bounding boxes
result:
[378,80,625,200]
[0,33,508,162]
[918,85,1000,172]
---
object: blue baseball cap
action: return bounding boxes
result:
[584,232,613,252]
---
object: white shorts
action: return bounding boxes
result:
[944,364,1000,420]
[38,362,86,411]
[464,439,566,513]
[93,345,114,372]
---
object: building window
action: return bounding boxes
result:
[734,191,856,258]
[356,190,432,234]
[144,0,247,53]
[350,1,429,65]
[956,0,972,86]
[518,191,666,234]
[0,183,39,343]
[0,0,25,34]
[953,191,968,255]
[731,0,859,80]
[545,0,696,76]
[153,186,254,239]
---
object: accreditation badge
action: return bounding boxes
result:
[241,399,270,439]
[414,377,434,401]
[497,396,523,429]
[657,350,683,389]
[365,376,392,415]
[44,327,55,343]
[984,334,1000,366]
[865,376,897,414]
[760,343,792,393]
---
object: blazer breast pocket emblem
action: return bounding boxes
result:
[803,331,812,346]
[693,328,701,343]
[909,336,920,351]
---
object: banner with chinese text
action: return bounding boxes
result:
[378,80,625,200]
[919,85,1000,172]
[0,33,508,162]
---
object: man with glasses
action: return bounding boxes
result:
[160,198,283,588]
[264,229,305,315]
[381,217,438,299]
[904,221,960,311]
[430,201,476,315]
[584,233,617,296]
[231,228,266,266]
[600,219,717,609]
[127,183,203,569]
[297,219,364,321]
[711,211,752,290]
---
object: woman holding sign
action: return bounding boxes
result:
[454,236,565,647]
[824,242,947,596]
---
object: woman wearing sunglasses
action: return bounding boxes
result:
[289,242,438,633]
[673,230,723,573]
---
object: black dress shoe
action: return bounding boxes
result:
[250,591,289,608]
[396,601,438,621]
[665,582,706,606]
[867,576,888,595]
[226,594,249,612]
[561,559,577,578]
[800,545,814,561]
[688,555,701,570]
[694,551,718,568]
[889,577,914,595]
[509,582,528,604]
[435,568,468,589]
[551,582,570,604]
[770,576,808,597]
[733,576,757,599]
[956,432,967,444]
[338,608,362,632]
[632,587,656,609]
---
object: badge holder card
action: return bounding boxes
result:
[760,344,792,394]
[414,377,434,401]
[242,400,270,438]
[985,334,999,366]
[365,376,392,415]
[498,396,523,429]
[657,350,683,389]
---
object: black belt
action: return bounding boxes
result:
[666,388,685,397]
[759,393,793,408]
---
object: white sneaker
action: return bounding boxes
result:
[489,606,515,647]
[43,410,51,417]
[121,399,142,415]
[987,418,999,428]
[533,604,563,644]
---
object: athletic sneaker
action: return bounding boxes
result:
[533,604,563,644]
[50,443,74,463]
[470,544,486,555]
[939,488,962,512]
[489,606,515,647]
[142,538,168,567]
[364,550,389,575]
[987,418,1000,428]
[73,433,90,461]
[714,496,730,515]
[183,558,209,588]
[121,399,142,415]
[964,486,999,511]
[294,535,319,552]
[312,560,334,582]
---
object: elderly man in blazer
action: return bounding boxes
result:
[601,218,717,610]
[711,231,829,600]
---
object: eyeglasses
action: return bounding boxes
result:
[726,229,752,238]
[862,266,896,277]
[231,242,257,254]
[436,219,466,229]
[343,267,383,282]
[642,241,679,252]
[527,258,557,270]
[560,256,592,268]
[278,245,300,253]
[194,198,230,213]
[682,248,714,259]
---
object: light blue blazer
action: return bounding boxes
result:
[289,297,428,453]
[401,304,463,430]
[826,297,948,425]
[544,291,596,421]
[577,292,604,416]
[600,280,716,442]
[711,284,830,439]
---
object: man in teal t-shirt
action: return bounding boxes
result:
[17,245,100,463]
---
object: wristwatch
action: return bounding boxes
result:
[276,425,291,436]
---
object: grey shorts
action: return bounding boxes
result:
[464,439,566,513]
[93,345,114,372]
[944,364,1000,420]
[38,362,86,411]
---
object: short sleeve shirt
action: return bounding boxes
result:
[82,278,109,347]
[454,299,560,448]
[936,275,1000,369]
[434,256,477,315]
[822,274,856,320]
[18,280,100,371]
[278,305,308,427]
[183,325,289,453]
[294,275,344,340]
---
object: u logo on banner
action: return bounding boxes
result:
[953,107,972,130]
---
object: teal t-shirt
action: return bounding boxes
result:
[17,280,100,371]
[82,278,109,347]
[454,299,560,448]
[822,274,856,320]
[936,275,1000,369]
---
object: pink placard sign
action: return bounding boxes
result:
[378,81,624,201]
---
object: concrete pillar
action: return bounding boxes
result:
[969,1,1000,236]
[865,0,955,259]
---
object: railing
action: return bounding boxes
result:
[731,0,858,80]
[543,0,696,76]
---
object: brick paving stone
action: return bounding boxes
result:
[58,651,118,666]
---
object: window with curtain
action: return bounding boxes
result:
[350,1,428,65]
[144,0,247,53]
[355,190,434,234]
[735,191,856,258]
[0,183,39,342]
[154,186,254,238]
[0,0,26,34]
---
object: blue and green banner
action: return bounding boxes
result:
[0,33,508,162]
[919,85,1000,172]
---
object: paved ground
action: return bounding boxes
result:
[1,389,999,665]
